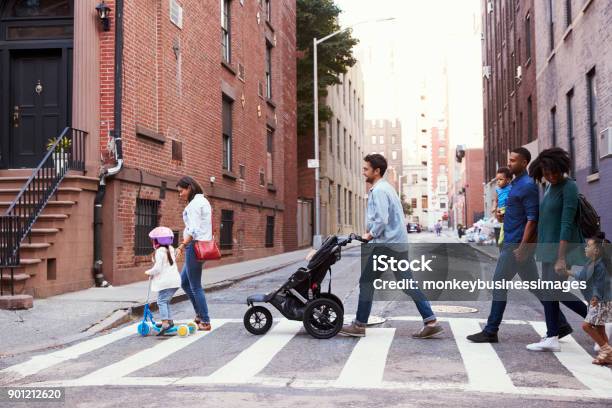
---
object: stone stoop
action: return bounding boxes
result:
[0,172,99,309]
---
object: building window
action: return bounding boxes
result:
[566,88,575,175]
[265,42,272,99]
[392,150,398,160]
[411,198,418,208]
[586,68,598,174]
[344,128,347,165]
[525,13,532,62]
[220,210,234,250]
[412,174,418,184]
[391,136,396,145]
[527,96,533,142]
[565,0,572,27]
[336,120,341,160]
[134,199,160,256]
[548,0,555,52]
[266,127,274,184]
[265,216,275,247]
[438,130,446,141]
[221,0,231,63]
[438,180,447,194]
[348,191,353,226]
[371,135,377,145]
[438,147,446,158]
[344,188,348,224]
[440,202,446,209]
[264,0,271,22]
[421,196,428,209]
[328,120,333,151]
[550,106,557,147]
[349,135,352,169]
[222,97,233,171]
[379,135,384,144]
[337,184,342,225]
[348,81,352,116]
[439,164,446,174]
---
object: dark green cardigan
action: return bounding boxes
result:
[536,178,586,265]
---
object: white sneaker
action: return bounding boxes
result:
[527,336,560,352]
[594,323,612,352]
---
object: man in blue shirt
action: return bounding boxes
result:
[340,154,443,338]
[467,147,573,343]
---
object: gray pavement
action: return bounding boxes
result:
[0,248,311,355]
[1,232,610,407]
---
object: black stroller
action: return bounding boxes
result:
[243,233,365,339]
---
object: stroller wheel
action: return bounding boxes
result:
[303,298,344,339]
[244,306,273,335]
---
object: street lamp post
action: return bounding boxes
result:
[312,17,394,248]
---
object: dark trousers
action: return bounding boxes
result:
[541,262,587,337]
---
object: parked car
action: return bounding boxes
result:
[407,223,422,233]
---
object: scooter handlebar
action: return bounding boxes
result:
[348,233,368,243]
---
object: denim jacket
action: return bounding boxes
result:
[574,258,611,302]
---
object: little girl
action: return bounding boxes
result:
[145,227,181,336]
[565,233,612,365]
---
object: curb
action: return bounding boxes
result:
[469,244,498,261]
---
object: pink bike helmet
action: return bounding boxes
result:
[148,226,174,245]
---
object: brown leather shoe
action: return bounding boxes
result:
[198,322,212,331]
[339,321,366,337]
[412,324,444,339]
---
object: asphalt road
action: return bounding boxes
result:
[1,232,610,407]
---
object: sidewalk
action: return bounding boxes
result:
[0,248,311,356]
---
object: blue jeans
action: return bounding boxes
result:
[541,262,587,337]
[157,287,178,320]
[484,244,571,334]
[181,242,210,323]
[355,247,436,325]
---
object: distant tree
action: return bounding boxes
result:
[296,0,358,136]
[401,194,413,216]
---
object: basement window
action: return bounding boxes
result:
[134,199,160,255]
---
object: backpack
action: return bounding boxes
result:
[575,193,600,238]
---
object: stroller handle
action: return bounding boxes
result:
[347,233,368,243]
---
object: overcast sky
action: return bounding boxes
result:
[335,0,484,151]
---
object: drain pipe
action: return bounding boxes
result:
[93,0,124,287]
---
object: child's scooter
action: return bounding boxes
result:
[137,277,197,337]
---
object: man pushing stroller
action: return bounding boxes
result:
[340,154,444,339]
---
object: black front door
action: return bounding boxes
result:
[9,49,66,168]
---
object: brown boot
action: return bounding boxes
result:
[339,321,366,337]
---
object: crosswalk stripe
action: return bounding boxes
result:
[0,323,137,384]
[178,319,302,385]
[68,320,227,386]
[449,318,517,393]
[335,328,395,388]
[530,321,612,399]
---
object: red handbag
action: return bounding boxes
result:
[193,212,222,261]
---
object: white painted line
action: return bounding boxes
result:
[449,318,517,393]
[530,321,612,399]
[179,319,302,385]
[0,323,137,383]
[69,320,226,386]
[335,328,395,388]
[388,316,528,325]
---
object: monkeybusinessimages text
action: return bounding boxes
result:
[371,254,587,293]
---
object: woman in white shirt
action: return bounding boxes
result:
[175,176,212,331]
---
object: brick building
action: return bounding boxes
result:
[363,119,403,192]
[0,0,297,307]
[481,0,538,182]
[297,64,366,246]
[450,147,485,227]
[533,0,612,233]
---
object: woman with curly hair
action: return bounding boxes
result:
[526,147,588,352]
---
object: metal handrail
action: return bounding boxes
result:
[0,127,87,296]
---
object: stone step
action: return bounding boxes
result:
[0,174,98,191]
[0,228,60,245]
[0,201,76,216]
[18,242,53,259]
[0,187,83,201]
